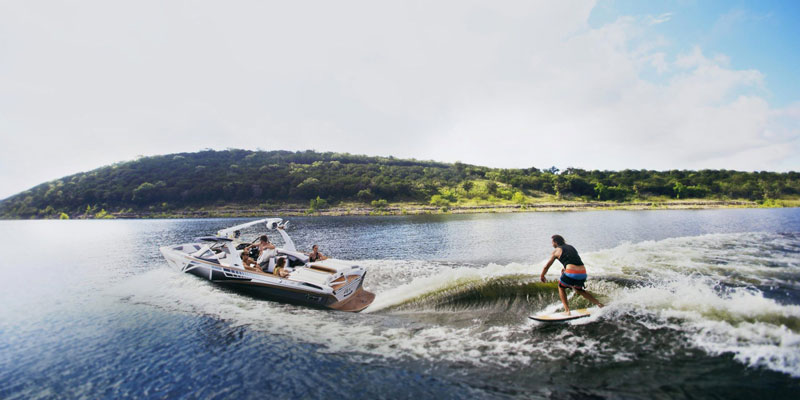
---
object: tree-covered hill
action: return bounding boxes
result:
[1,149,798,218]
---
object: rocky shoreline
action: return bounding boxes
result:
[106,200,762,219]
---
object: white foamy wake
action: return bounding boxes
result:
[608,274,800,376]
[584,232,799,285]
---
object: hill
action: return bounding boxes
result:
[1,149,798,219]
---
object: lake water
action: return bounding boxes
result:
[1,209,799,399]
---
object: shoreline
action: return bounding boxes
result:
[100,199,786,219]
[7,199,798,220]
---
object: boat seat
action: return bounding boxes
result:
[290,268,332,287]
[260,257,276,273]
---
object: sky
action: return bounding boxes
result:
[1,0,798,199]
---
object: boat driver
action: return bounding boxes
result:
[256,235,276,253]
[243,235,277,269]
[256,235,277,267]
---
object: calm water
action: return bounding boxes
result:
[1,209,800,399]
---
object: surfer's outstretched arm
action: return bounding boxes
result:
[540,251,559,282]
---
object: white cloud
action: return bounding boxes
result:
[0,1,797,199]
[422,15,796,171]
[647,12,673,25]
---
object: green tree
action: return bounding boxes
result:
[673,182,686,199]
[553,176,567,198]
[439,188,458,202]
[594,182,606,200]
[371,199,388,209]
[308,196,328,211]
[296,177,321,198]
[430,194,450,207]
[95,209,114,219]
[132,181,165,204]
[357,189,374,202]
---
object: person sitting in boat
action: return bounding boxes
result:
[307,244,327,262]
[260,256,290,278]
[273,257,290,278]
[240,251,259,271]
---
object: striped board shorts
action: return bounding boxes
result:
[559,269,587,289]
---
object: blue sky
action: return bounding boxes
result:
[590,0,800,107]
[1,1,798,199]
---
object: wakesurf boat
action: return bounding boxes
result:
[159,218,375,312]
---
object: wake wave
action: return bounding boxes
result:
[381,276,560,311]
[368,274,630,313]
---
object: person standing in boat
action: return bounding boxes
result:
[256,235,276,254]
[243,235,275,261]
[540,234,604,314]
[255,234,277,266]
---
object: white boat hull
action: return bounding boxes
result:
[160,243,373,311]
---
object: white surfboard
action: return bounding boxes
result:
[529,308,591,322]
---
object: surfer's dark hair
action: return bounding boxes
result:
[260,235,269,242]
[551,235,565,246]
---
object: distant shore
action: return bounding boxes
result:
[91,199,798,219]
[4,149,798,220]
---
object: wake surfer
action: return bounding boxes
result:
[540,234,604,314]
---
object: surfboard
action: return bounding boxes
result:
[529,308,591,322]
